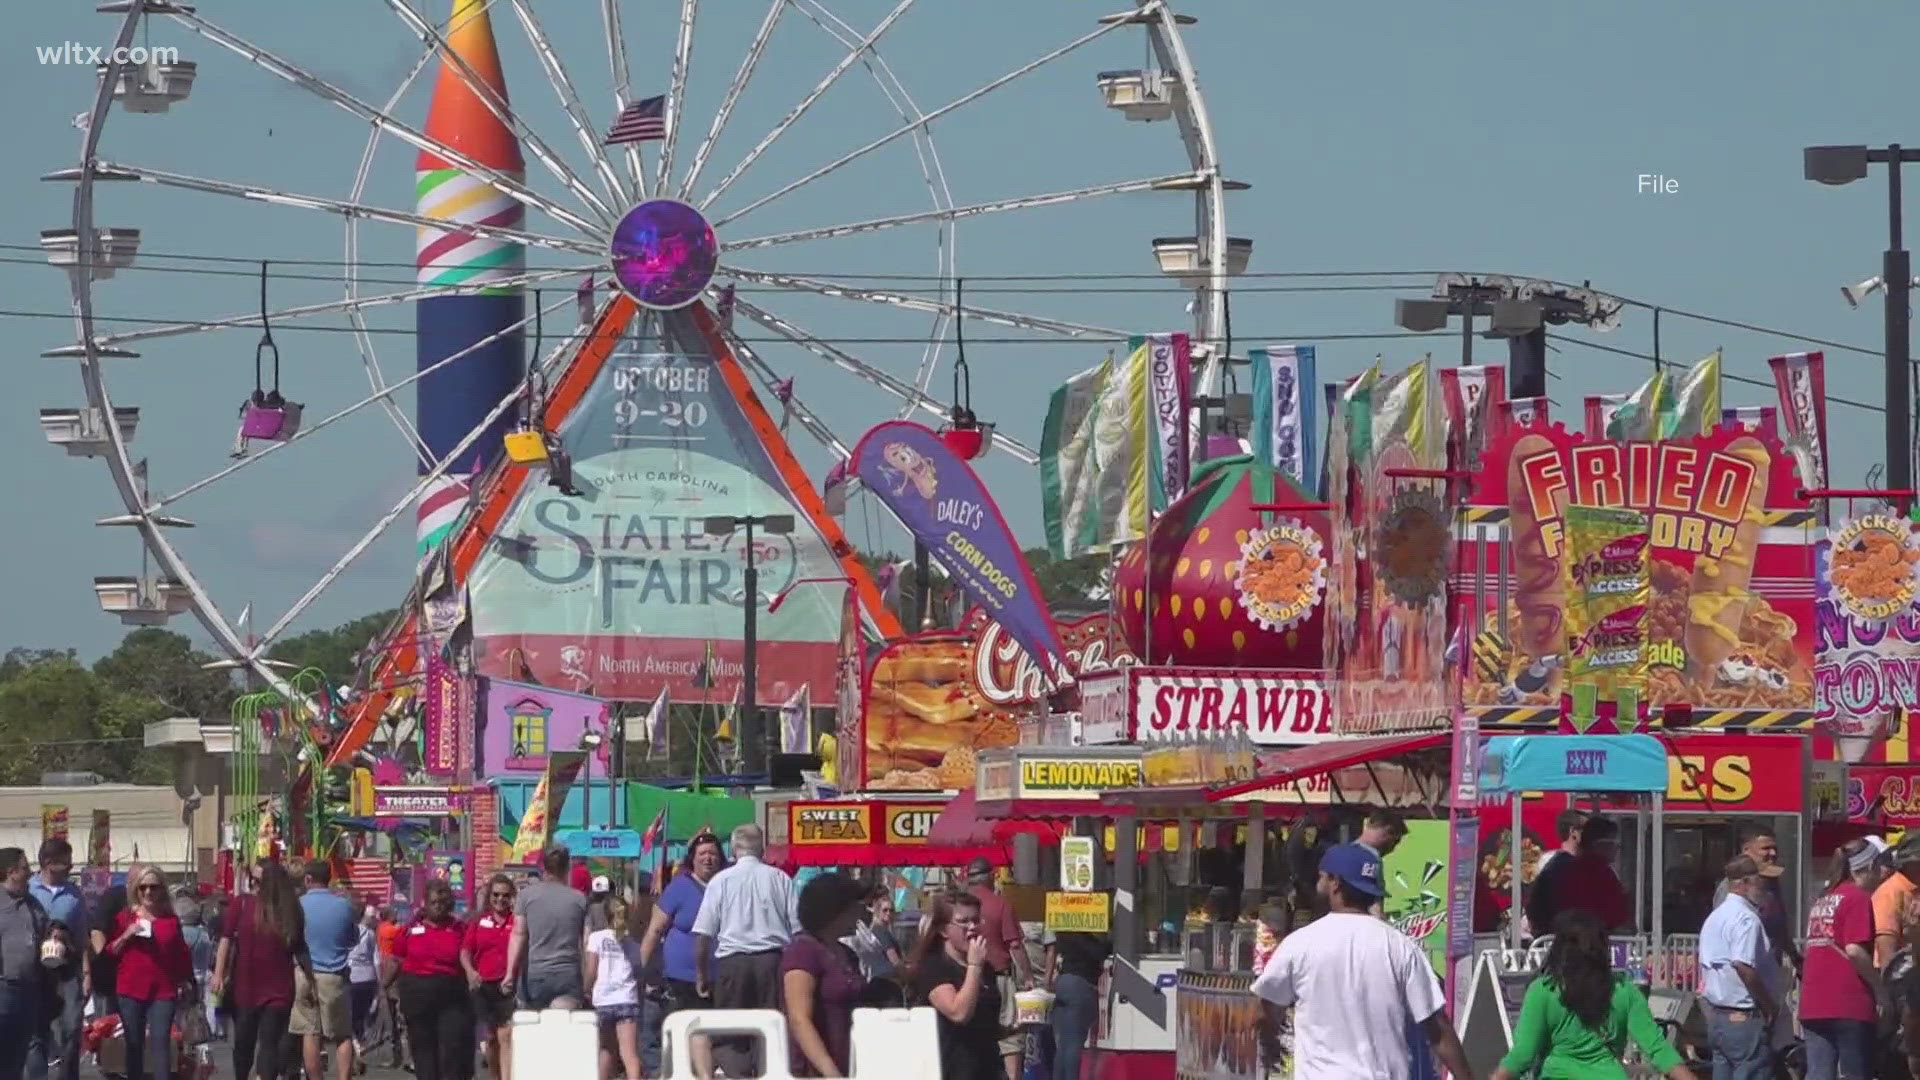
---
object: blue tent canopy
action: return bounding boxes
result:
[1480,734,1668,795]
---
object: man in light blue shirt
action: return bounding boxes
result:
[692,824,798,1077]
[1697,855,1780,1080]
[27,838,85,1080]
[294,860,360,1080]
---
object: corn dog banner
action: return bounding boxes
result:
[1463,421,1815,720]
[1814,513,1920,750]
[854,420,1066,676]
[860,608,1134,791]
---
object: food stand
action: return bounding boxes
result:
[1458,733,1670,1078]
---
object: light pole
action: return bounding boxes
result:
[703,512,796,778]
[1806,144,1920,492]
[1394,285,1547,397]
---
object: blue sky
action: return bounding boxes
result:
[3,0,1914,663]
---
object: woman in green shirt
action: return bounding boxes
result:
[1492,910,1696,1080]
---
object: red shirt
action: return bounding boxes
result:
[390,917,464,978]
[223,895,297,1009]
[968,884,1024,976]
[112,909,192,1002]
[1544,853,1632,932]
[462,911,515,981]
[1802,881,1877,1021]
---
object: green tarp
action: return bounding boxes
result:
[625,782,755,841]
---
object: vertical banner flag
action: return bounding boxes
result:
[780,685,811,755]
[1501,397,1549,429]
[508,749,588,864]
[1602,370,1667,441]
[1769,351,1830,490]
[1040,351,1150,558]
[1249,345,1316,487]
[1143,333,1193,504]
[41,805,68,842]
[854,420,1069,671]
[1557,506,1651,734]
[642,685,669,749]
[1438,364,1505,473]
[423,652,460,778]
[1815,513,1920,751]
[1660,352,1722,439]
[90,810,111,867]
[1723,406,1779,438]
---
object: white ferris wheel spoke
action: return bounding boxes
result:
[149,290,579,512]
[678,0,785,201]
[88,162,602,257]
[730,294,1038,463]
[698,0,917,213]
[710,19,1125,230]
[719,266,1120,340]
[251,312,588,652]
[382,0,617,225]
[599,0,648,200]
[656,0,700,196]
[723,174,1201,252]
[505,0,632,211]
[719,313,849,458]
[94,267,589,348]
[351,1,452,465]
[163,7,602,239]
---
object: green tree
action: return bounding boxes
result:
[268,609,397,687]
[92,628,236,719]
[0,653,170,784]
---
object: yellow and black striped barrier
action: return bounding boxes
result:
[1464,706,1814,731]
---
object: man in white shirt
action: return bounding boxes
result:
[1697,855,1780,1079]
[692,824,798,1077]
[1251,843,1471,1079]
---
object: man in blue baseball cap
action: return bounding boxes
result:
[1252,844,1470,1079]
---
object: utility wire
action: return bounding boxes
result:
[1547,333,1885,413]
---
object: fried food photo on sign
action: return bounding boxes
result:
[1831,526,1920,603]
[863,641,1014,789]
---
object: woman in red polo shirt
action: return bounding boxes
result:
[108,865,194,1080]
[463,873,519,1080]
[389,878,475,1080]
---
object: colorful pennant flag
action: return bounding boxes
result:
[641,685,669,748]
[779,685,811,755]
[690,641,716,691]
[1659,351,1721,438]
[638,808,666,865]
[603,95,666,144]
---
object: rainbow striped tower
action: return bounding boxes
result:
[415,0,526,560]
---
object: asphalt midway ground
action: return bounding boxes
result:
[79,1047,422,1079]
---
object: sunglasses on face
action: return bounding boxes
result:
[138,884,161,893]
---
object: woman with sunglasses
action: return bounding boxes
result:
[388,878,475,1080]
[463,873,519,1080]
[108,865,195,1080]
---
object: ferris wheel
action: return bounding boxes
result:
[45,0,1242,700]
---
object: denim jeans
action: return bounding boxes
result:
[0,978,41,1080]
[27,972,82,1080]
[520,967,582,1011]
[118,996,177,1080]
[639,990,666,1077]
[1050,974,1098,1080]
[1802,1017,1874,1080]
[1707,1007,1773,1080]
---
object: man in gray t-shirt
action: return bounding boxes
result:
[502,846,588,1008]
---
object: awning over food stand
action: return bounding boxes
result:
[1099,731,1448,811]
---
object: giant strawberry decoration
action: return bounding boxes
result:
[1114,456,1329,667]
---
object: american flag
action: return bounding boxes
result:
[604,96,666,145]
[638,809,667,865]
